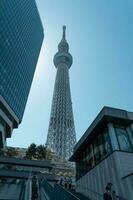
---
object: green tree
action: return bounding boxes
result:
[36,145,46,160]
[25,143,37,159]
[6,147,18,157]
[0,148,5,157]
[46,148,54,160]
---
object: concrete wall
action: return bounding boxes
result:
[76,151,133,200]
[118,151,133,178]
[122,174,133,200]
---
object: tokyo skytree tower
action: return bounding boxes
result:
[46,26,76,160]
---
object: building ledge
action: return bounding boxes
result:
[70,106,133,161]
[0,156,53,169]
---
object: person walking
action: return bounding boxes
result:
[107,183,113,193]
[32,176,38,200]
[64,177,67,189]
[59,176,64,186]
[68,177,72,190]
[103,186,112,200]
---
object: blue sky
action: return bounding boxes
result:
[8,0,133,147]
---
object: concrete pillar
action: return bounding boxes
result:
[107,123,119,151]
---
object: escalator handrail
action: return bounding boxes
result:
[55,185,81,200]
[41,179,80,200]
[24,177,32,200]
[19,180,26,200]
[41,179,56,199]
[41,187,50,200]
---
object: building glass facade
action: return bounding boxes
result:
[76,124,133,181]
[115,126,133,152]
[0,0,44,120]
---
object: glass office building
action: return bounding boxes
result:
[0,0,44,146]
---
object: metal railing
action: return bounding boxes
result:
[40,187,50,200]
[41,179,56,200]
[54,185,80,200]
[19,181,26,200]
[24,177,32,200]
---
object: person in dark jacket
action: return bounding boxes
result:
[103,186,112,200]
[32,176,38,200]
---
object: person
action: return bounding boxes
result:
[32,176,38,200]
[107,182,113,191]
[54,180,58,188]
[68,177,72,190]
[103,186,112,200]
[107,182,113,197]
[64,177,67,189]
[59,176,64,186]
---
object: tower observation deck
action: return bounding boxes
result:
[46,26,76,160]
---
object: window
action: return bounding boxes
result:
[93,137,101,164]
[115,127,133,152]
[97,134,104,159]
[103,130,112,156]
[76,129,113,180]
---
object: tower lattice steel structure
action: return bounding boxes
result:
[46,26,76,160]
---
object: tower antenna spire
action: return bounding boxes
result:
[62,25,66,40]
[46,26,76,160]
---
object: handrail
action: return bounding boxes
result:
[19,180,26,200]
[24,177,32,200]
[56,185,80,200]
[41,187,50,200]
[41,179,56,200]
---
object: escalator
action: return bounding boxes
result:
[40,179,83,200]
[19,176,40,200]
[0,177,90,200]
[68,189,90,200]
[19,180,26,200]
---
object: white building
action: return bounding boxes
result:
[70,106,133,200]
